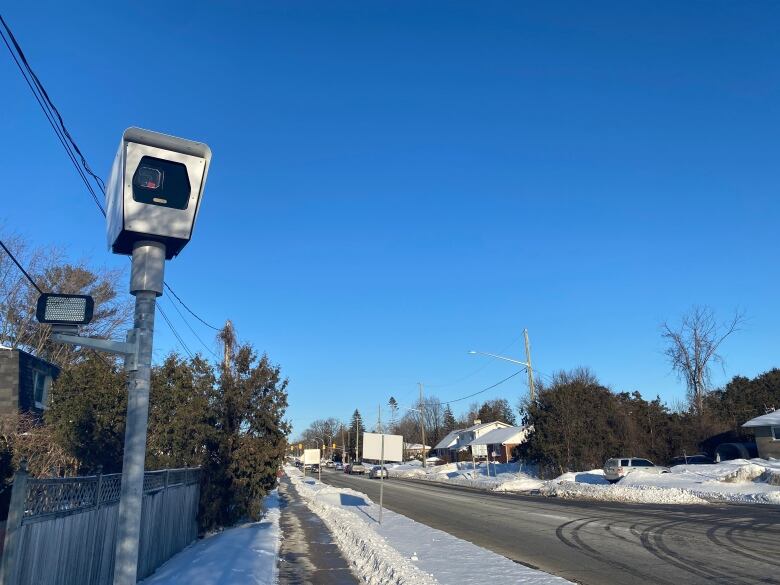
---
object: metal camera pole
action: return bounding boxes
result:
[113,241,165,585]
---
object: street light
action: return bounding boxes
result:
[469,329,536,401]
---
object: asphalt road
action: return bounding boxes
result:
[319,469,780,585]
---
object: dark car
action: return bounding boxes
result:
[669,454,714,466]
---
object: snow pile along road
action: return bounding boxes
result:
[286,466,572,585]
[288,468,437,585]
[387,458,780,505]
[388,461,543,491]
[542,480,710,504]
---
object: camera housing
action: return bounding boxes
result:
[106,127,211,259]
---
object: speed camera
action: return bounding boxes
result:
[106,127,211,259]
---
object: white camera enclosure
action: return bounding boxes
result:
[106,127,211,259]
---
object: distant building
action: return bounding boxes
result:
[0,346,60,416]
[742,410,780,460]
[402,442,431,460]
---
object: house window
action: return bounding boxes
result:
[772,426,779,441]
[33,370,51,409]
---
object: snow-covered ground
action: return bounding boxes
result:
[140,490,281,585]
[387,458,780,506]
[286,465,572,585]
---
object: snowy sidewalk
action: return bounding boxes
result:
[140,490,282,585]
[287,466,572,585]
[277,478,359,584]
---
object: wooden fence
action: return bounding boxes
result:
[0,464,200,585]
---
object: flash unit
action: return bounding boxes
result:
[35,293,95,325]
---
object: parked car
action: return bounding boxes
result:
[334,462,344,471]
[311,464,320,473]
[325,460,335,468]
[603,457,669,483]
[349,462,368,475]
[369,465,388,479]
[669,454,714,466]
[343,463,352,474]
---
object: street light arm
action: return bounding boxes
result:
[468,349,529,367]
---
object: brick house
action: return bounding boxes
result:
[0,345,60,416]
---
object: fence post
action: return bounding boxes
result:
[0,461,29,585]
[95,466,104,510]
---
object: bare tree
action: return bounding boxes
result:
[662,306,744,417]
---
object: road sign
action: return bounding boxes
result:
[303,449,320,465]
[363,433,403,462]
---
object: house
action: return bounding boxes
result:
[433,429,463,460]
[468,425,533,463]
[402,442,431,460]
[433,420,512,461]
[0,346,60,416]
[742,410,780,460]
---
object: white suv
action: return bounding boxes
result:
[603,457,669,483]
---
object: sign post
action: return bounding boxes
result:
[362,432,403,524]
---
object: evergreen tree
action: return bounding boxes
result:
[146,354,215,470]
[477,398,517,425]
[442,405,457,433]
[350,409,365,459]
[519,368,629,476]
[388,396,399,430]
[200,328,290,530]
[46,354,127,473]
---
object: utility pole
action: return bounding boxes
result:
[419,382,427,468]
[356,414,360,462]
[221,319,234,370]
[524,329,536,402]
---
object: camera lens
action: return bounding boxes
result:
[132,156,191,209]
[134,166,163,190]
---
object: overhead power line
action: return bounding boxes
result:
[164,295,219,359]
[440,370,524,405]
[156,302,194,359]
[163,283,220,330]
[0,13,220,356]
[0,239,44,295]
[0,14,105,197]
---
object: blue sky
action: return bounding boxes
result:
[2,2,779,434]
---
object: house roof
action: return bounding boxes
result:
[742,410,780,428]
[403,443,431,450]
[433,429,464,450]
[468,426,531,446]
[464,420,511,433]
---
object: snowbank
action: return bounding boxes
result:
[140,490,281,585]
[286,466,571,585]
[288,468,437,585]
[542,481,709,504]
[387,458,780,506]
